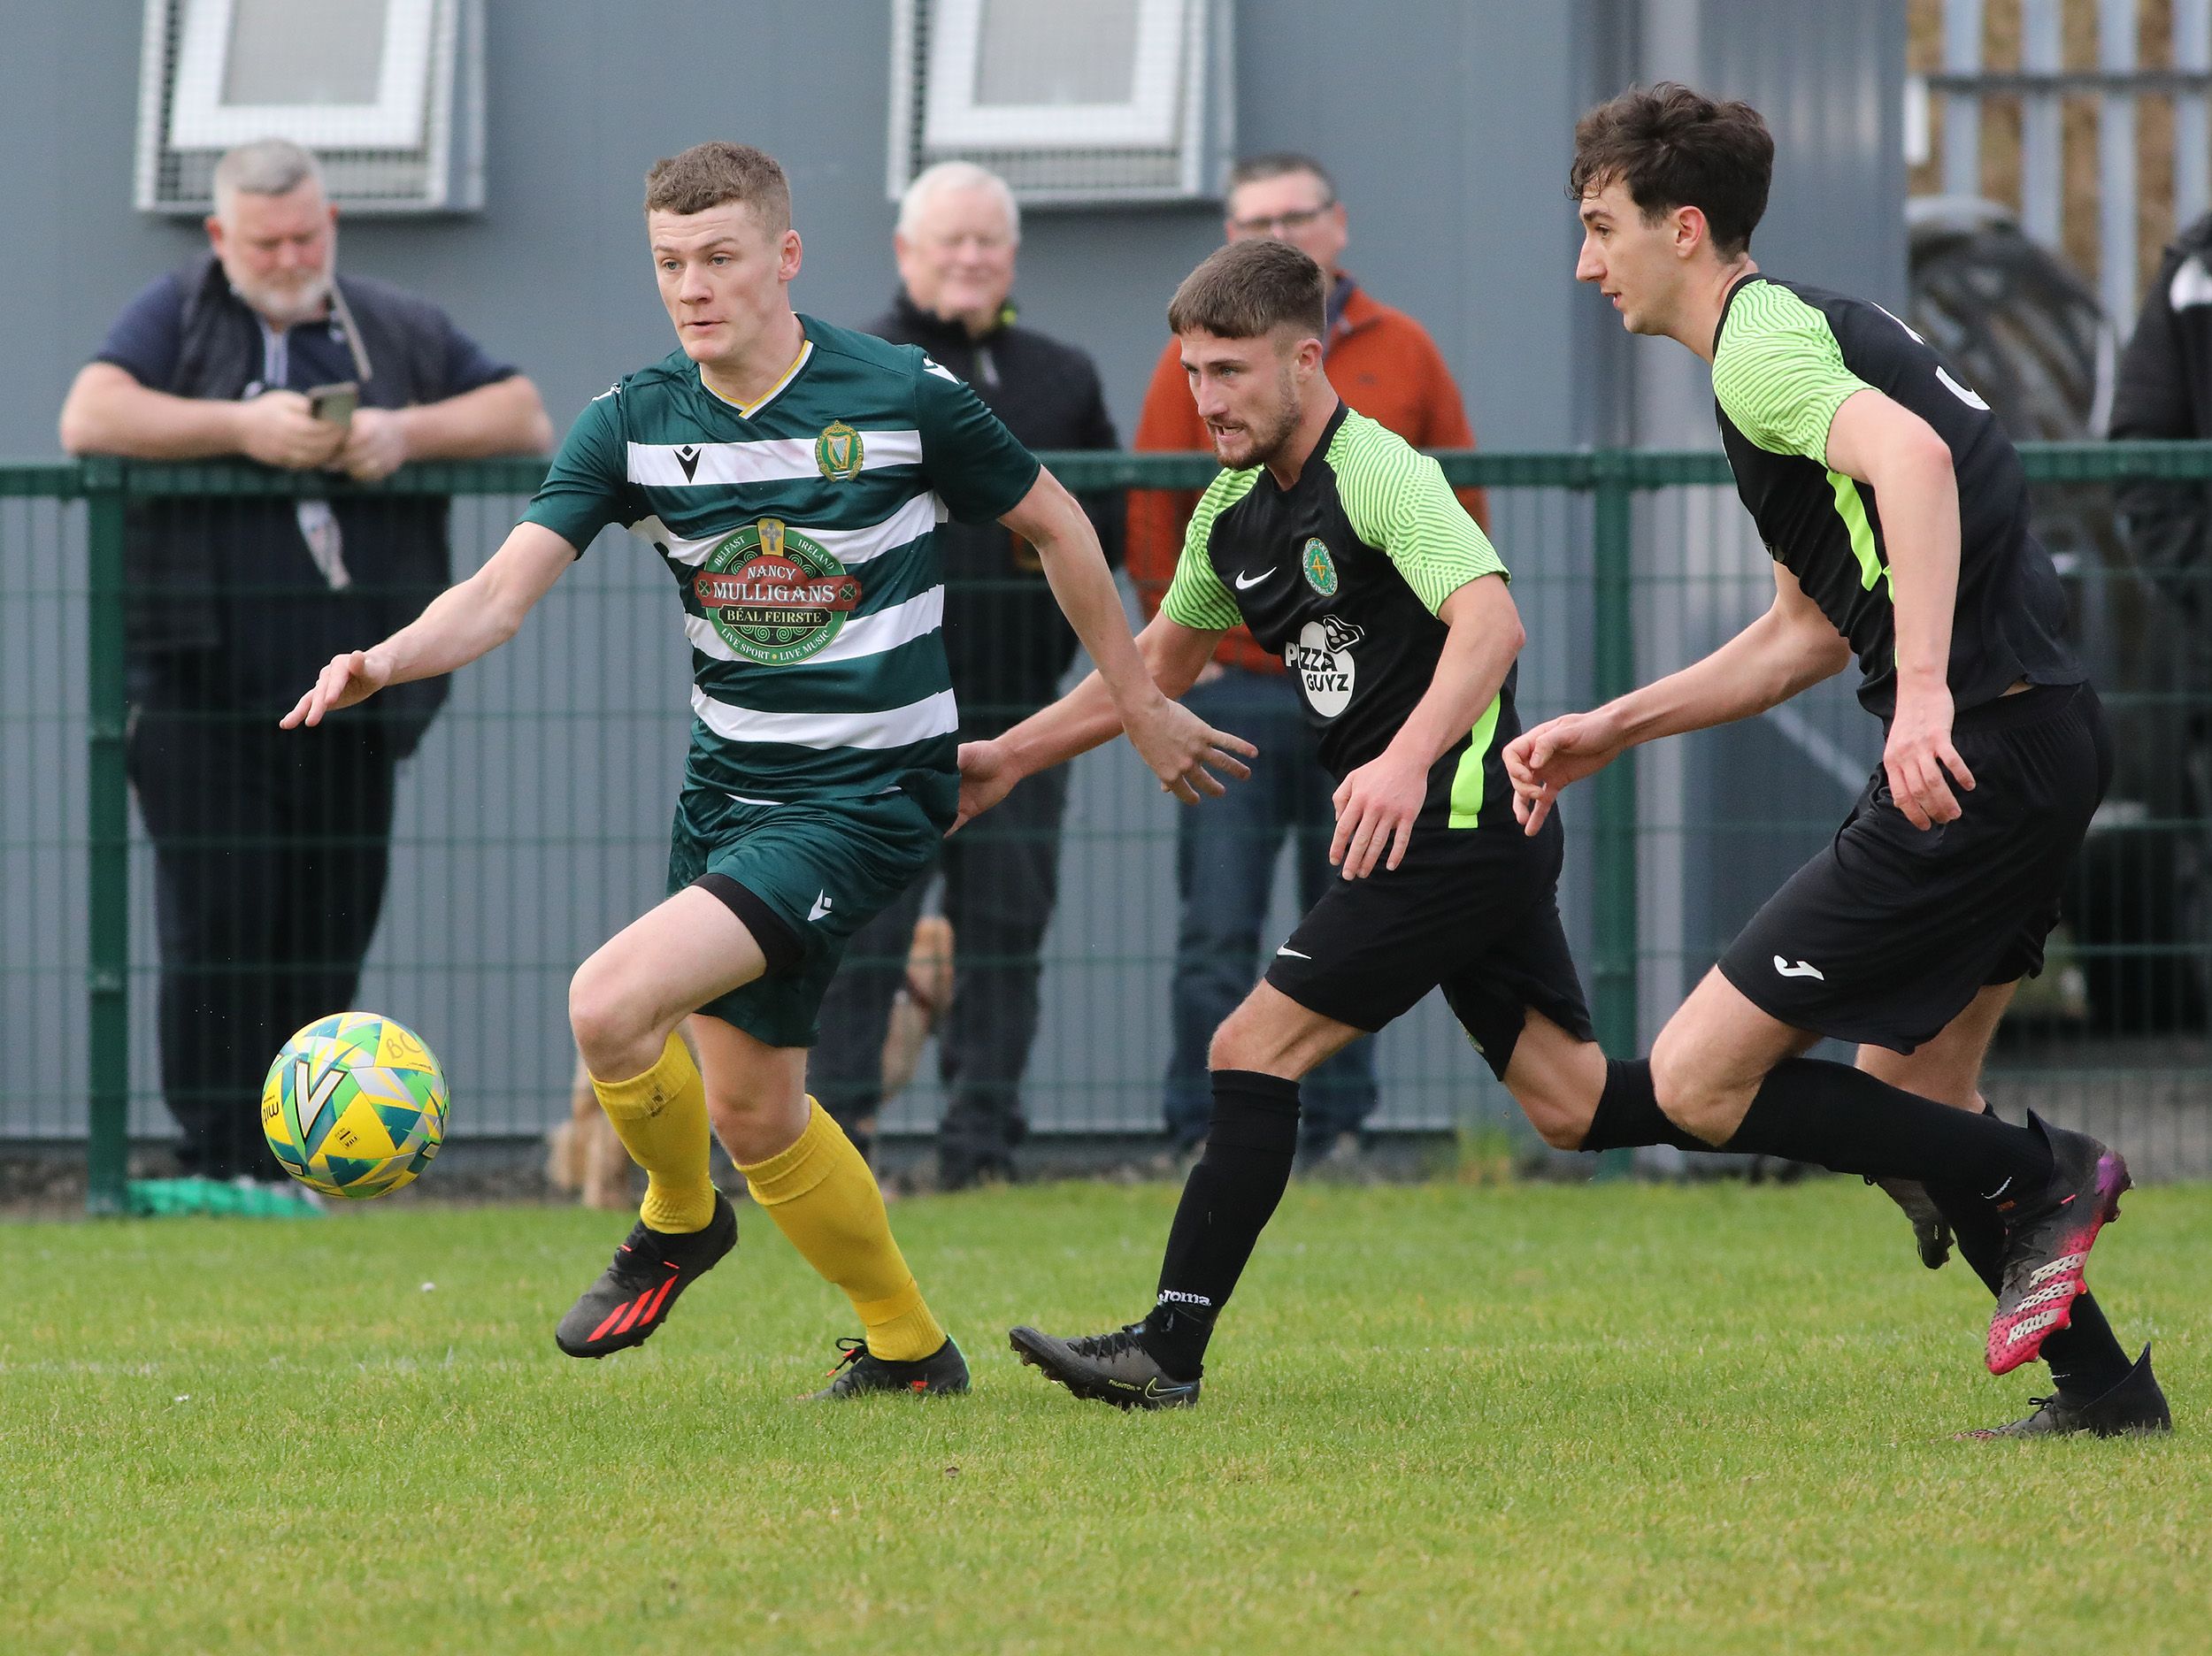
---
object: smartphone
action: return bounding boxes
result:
[306,381,358,427]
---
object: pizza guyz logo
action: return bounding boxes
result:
[815,420,864,480]
[1286,614,1363,718]
[693,518,862,666]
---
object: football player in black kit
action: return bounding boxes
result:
[957,237,1605,1407]
[1507,84,2163,1438]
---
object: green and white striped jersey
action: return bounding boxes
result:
[522,315,1041,821]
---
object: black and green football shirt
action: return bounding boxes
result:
[1160,403,1517,829]
[1710,274,2081,718]
[522,315,1041,820]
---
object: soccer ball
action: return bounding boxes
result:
[261,1012,449,1199]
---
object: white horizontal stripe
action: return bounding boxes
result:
[691,684,958,750]
[684,586,943,665]
[638,491,938,570]
[626,429,924,487]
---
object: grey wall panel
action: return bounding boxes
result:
[0,0,1904,1139]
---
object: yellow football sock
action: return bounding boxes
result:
[741,1099,946,1361]
[591,1032,717,1234]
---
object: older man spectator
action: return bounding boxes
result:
[58,139,549,1212]
[1127,151,1490,1165]
[809,161,1120,1188]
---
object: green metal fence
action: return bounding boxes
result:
[3,445,2206,1210]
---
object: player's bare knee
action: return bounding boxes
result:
[568,956,652,1077]
[1647,1035,1733,1146]
[1207,1014,1262,1074]
[1525,1089,1595,1152]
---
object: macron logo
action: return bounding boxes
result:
[1772,955,1824,981]
[809,892,833,923]
[673,444,703,481]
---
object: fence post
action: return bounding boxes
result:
[1589,451,1639,1176]
[83,458,130,1215]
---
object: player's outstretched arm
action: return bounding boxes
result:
[280,520,578,729]
[955,614,1236,832]
[1824,388,1973,830]
[1331,572,1524,878]
[1001,468,1257,802]
[1506,560,1849,836]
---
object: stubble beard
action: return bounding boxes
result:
[1221,373,1301,471]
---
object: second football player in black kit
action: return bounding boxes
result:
[1511,84,2163,1437]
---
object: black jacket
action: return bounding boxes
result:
[864,291,1120,733]
[127,253,480,754]
[2109,211,2212,632]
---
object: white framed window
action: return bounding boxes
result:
[923,0,1186,150]
[890,0,1232,206]
[166,0,438,151]
[135,0,484,214]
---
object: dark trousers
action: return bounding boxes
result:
[810,764,1069,1171]
[1164,668,1377,1151]
[127,685,396,1178]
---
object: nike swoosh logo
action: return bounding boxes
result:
[1277,947,1311,960]
[1233,568,1275,590]
[1772,955,1824,980]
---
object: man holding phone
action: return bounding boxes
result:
[58,138,550,1209]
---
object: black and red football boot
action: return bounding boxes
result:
[554,1192,736,1358]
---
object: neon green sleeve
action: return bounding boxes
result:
[1329,413,1506,615]
[1710,281,1873,463]
[1158,469,1259,632]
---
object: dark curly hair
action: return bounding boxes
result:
[1570,83,1773,257]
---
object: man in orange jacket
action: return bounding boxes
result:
[1127,152,1491,1161]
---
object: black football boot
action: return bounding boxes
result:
[803,1336,971,1399]
[1008,1323,1202,1410]
[1962,1344,2172,1438]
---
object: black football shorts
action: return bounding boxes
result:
[1719,682,2111,1054]
[1263,810,1595,1080]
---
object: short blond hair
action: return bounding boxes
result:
[643,142,791,230]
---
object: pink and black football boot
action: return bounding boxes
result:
[1986,1114,2131,1376]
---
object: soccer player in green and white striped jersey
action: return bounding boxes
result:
[285,142,1252,1397]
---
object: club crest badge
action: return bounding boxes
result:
[1301,536,1339,595]
[692,518,863,666]
[815,420,864,480]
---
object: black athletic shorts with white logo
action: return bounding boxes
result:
[1719,682,2112,1053]
[1263,808,1595,1079]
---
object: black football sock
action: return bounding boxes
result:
[1138,1070,1301,1380]
[1578,1059,1722,1153]
[1719,1058,2055,1192]
[1923,1106,2133,1397]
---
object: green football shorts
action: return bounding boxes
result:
[666,785,945,1048]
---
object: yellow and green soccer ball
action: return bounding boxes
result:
[261,1012,449,1199]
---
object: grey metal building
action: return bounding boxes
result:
[0,2,1905,1144]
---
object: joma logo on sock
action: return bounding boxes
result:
[1156,1290,1212,1307]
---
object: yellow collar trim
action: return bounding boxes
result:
[702,338,813,418]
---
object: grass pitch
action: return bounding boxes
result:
[5,1178,2205,1654]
